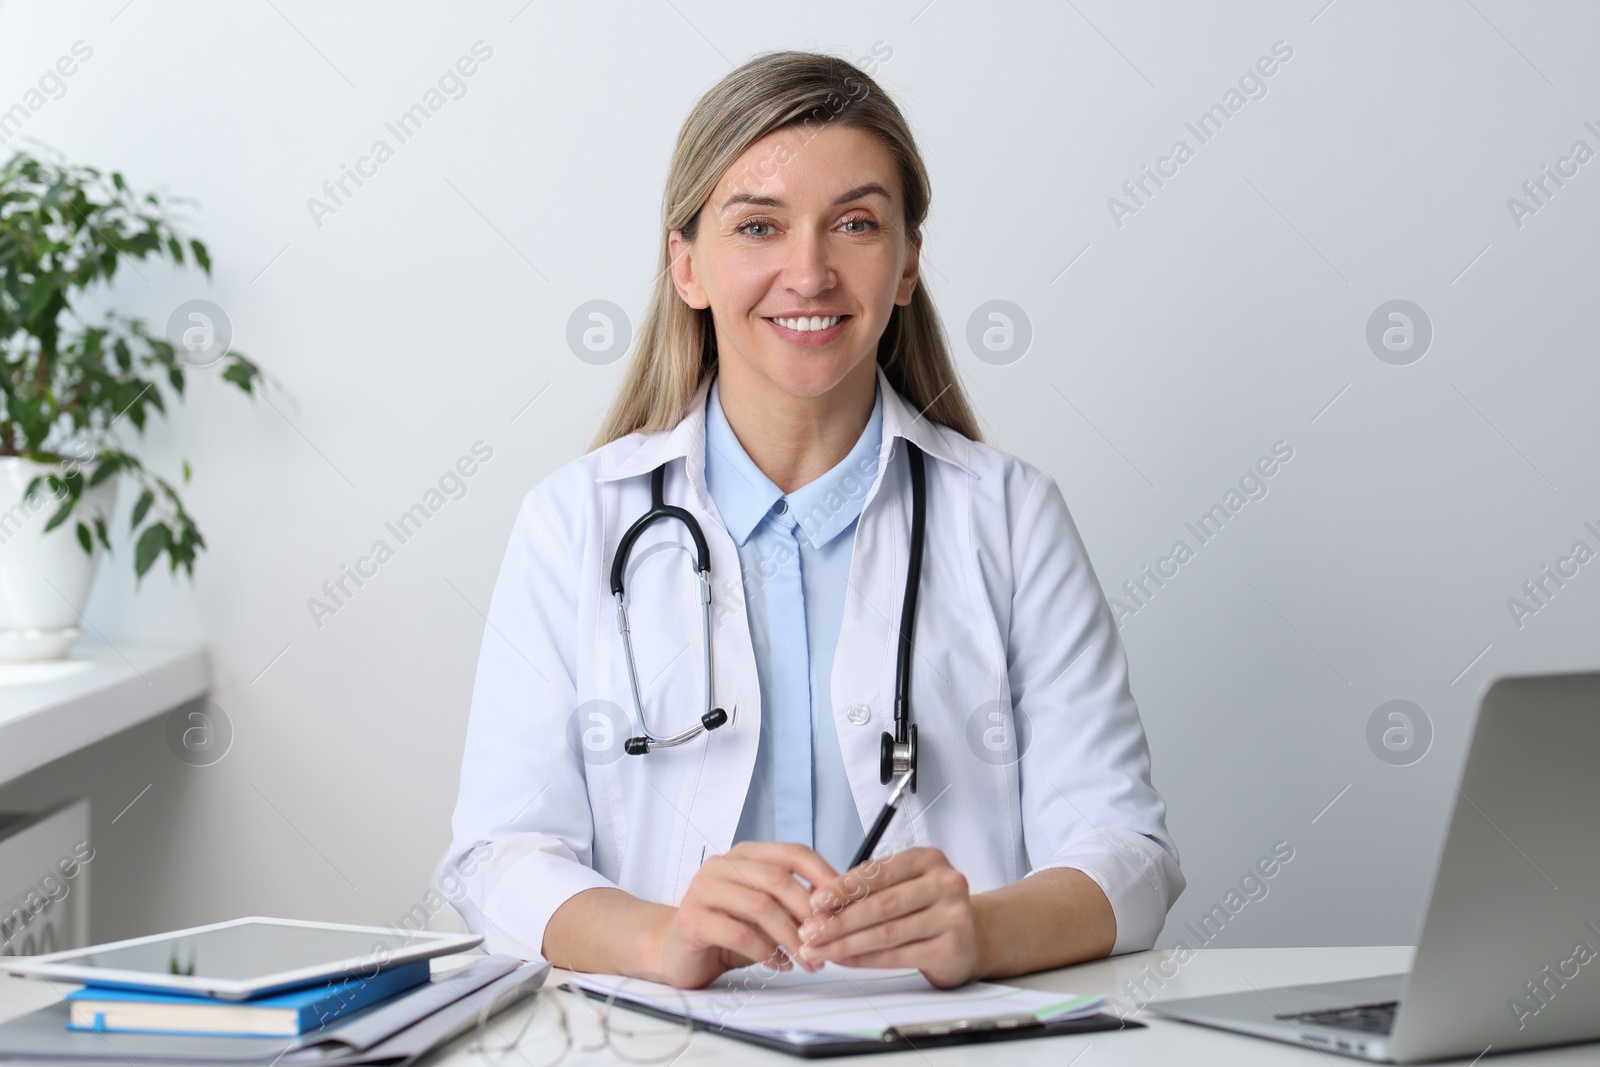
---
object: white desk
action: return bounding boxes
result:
[4,947,1598,1064]
[0,644,208,784]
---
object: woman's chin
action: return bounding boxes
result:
[753,353,874,400]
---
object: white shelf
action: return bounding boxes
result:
[0,645,209,785]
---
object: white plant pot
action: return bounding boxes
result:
[0,457,118,661]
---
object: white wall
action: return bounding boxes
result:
[1,0,1595,951]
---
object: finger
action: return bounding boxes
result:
[713,855,832,927]
[802,899,957,963]
[828,934,946,971]
[813,864,969,959]
[707,882,810,960]
[702,855,833,934]
[806,865,883,917]
[808,848,931,916]
[726,841,839,890]
[801,876,940,948]
[687,908,789,970]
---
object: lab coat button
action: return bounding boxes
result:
[847,702,871,725]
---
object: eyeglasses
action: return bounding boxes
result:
[466,978,693,1067]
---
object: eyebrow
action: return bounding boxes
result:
[718,182,892,213]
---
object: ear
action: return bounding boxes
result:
[668,230,710,310]
[894,229,921,307]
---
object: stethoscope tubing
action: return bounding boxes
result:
[612,462,723,752]
[610,437,924,783]
[885,442,925,792]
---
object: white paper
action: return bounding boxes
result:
[568,963,1104,1040]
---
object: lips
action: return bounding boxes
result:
[764,314,850,345]
[769,314,846,332]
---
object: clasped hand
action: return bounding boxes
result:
[648,841,982,989]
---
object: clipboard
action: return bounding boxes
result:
[573,984,1142,1059]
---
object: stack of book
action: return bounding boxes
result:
[63,961,431,1039]
[0,917,546,1065]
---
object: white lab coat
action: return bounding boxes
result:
[446,364,1184,962]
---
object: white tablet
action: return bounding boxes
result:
[3,916,483,1000]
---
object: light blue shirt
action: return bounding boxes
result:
[703,374,883,872]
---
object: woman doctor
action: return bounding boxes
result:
[447,51,1183,991]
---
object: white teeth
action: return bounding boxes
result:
[775,315,842,332]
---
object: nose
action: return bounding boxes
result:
[781,226,835,297]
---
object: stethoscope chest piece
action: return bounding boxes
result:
[879,722,917,794]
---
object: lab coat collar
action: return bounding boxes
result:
[595,362,977,487]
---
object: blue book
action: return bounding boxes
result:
[64,960,430,1037]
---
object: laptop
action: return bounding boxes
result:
[1150,670,1600,1062]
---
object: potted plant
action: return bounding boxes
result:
[0,148,264,660]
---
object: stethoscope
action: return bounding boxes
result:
[610,438,927,793]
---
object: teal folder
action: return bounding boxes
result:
[64,961,429,1037]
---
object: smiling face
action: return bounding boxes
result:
[668,123,921,403]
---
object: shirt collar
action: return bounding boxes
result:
[703,374,884,549]
[595,363,977,492]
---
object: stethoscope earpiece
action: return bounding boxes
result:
[624,707,728,756]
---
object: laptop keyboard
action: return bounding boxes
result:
[1278,1000,1399,1035]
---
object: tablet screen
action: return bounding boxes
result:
[71,921,387,980]
[6,917,482,998]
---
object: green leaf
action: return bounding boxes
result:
[87,459,118,487]
[166,234,183,263]
[220,359,260,393]
[93,515,110,551]
[75,521,92,555]
[134,522,170,578]
[130,488,153,530]
[182,459,192,482]
[43,499,74,533]
[190,239,210,274]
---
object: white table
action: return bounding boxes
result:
[0,644,208,784]
[5,946,1598,1064]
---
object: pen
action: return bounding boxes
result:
[848,771,913,869]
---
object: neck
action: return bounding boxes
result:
[714,359,877,495]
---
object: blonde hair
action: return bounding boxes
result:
[588,50,983,450]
